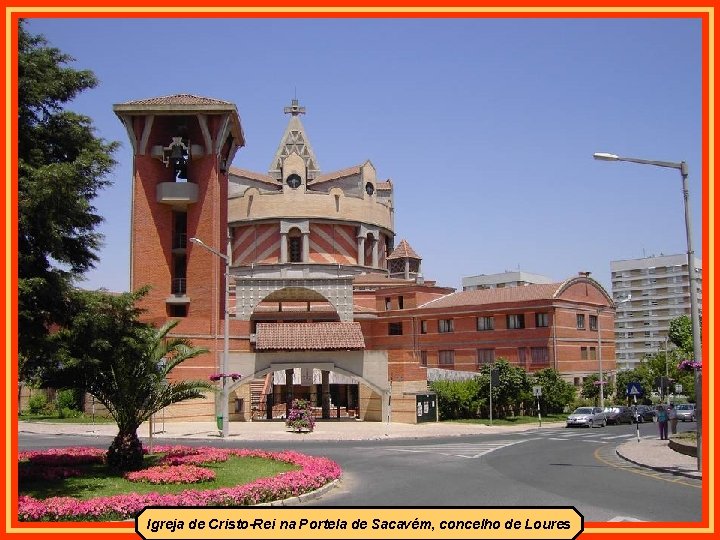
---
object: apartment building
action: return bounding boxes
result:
[611,254,702,370]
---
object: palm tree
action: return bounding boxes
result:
[51,289,214,470]
[101,320,213,470]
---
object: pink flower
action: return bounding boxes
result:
[125,465,215,484]
[18,446,341,522]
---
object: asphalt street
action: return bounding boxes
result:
[18,421,701,523]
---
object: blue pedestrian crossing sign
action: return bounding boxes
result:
[626,382,644,397]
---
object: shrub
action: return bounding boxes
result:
[286,399,315,432]
[125,465,216,484]
[430,379,482,420]
[58,407,80,419]
[56,389,81,412]
[27,393,51,415]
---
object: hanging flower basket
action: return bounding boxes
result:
[209,373,242,382]
[678,360,702,372]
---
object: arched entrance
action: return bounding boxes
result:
[225,284,390,423]
[226,351,390,422]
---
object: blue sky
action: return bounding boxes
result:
[24,16,704,293]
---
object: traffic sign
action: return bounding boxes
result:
[626,382,644,397]
[532,385,542,397]
[675,383,683,394]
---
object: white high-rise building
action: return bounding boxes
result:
[611,254,702,370]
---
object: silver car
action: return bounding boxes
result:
[675,403,696,422]
[566,407,607,428]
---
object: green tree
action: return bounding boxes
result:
[18,20,118,382]
[478,359,531,418]
[532,368,576,414]
[614,368,646,405]
[429,378,483,420]
[668,315,694,357]
[580,373,615,405]
[636,348,695,403]
[50,289,213,470]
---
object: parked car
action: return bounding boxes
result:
[603,405,634,425]
[675,403,696,422]
[633,404,656,423]
[566,407,606,428]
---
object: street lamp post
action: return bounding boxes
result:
[593,152,702,471]
[190,235,231,438]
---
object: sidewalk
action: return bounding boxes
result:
[615,436,701,479]
[18,420,701,478]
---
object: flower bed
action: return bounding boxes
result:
[18,446,341,522]
[125,464,216,485]
[19,447,107,466]
[159,446,229,466]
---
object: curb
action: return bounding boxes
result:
[258,479,340,506]
[615,448,700,480]
[668,438,697,458]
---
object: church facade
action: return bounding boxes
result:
[113,94,615,425]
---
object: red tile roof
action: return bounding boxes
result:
[387,239,421,260]
[420,283,563,309]
[255,322,365,350]
[118,94,234,106]
[376,180,393,190]
[228,167,278,185]
[313,165,362,184]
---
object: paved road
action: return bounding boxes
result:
[18,422,701,523]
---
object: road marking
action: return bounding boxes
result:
[387,440,526,459]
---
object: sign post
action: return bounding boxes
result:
[533,385,542,427]
[627,382,644,443]
[489,369,499,426]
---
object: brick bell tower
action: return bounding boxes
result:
[113,95,244,340]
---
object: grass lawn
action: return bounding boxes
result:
[444,414,567,426]
[19,455,297,500]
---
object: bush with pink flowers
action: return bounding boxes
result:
[125,464,216,484]
[18,446,341,522]
[158,446,229,466]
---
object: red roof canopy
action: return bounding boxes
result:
[255,322,365,351]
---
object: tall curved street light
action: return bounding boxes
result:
[593,152,702,471]
[190,235,231,438]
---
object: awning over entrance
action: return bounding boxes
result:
[255,322,365,350]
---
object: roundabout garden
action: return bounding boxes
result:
[18,445,341,522]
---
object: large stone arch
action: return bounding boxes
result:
[233,277,354,321]
[225,350,390,421]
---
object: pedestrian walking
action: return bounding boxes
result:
[668,403,678,435]
[656,404,669,440]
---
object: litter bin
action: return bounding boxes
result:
[216,416,223,431]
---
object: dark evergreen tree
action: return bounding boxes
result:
[18,20,118,381]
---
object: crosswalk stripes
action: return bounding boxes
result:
[531,429,640,443]
[387,440,525,459]
[385,431,645,460]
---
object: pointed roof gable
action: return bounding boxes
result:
[387,239,421,260]
[269,99,320,177]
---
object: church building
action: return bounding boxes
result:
[113,94,616,425]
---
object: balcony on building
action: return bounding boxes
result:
[157,181,198,207]
[166,277,190,305]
